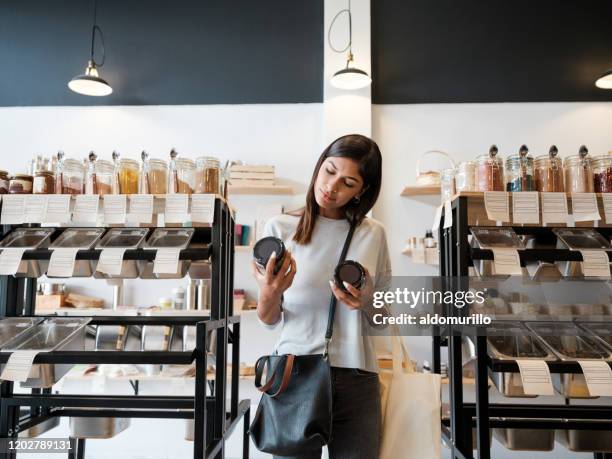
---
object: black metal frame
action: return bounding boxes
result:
[0,197,250,459]
[435,195,612,459]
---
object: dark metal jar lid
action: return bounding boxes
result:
[253,236,285,269]
[334,260,365,291]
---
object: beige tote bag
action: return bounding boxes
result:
[379,335,441,459]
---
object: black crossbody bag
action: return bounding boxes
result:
[249,223,356,456]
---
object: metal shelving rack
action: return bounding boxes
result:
[0,196,250,459]
[434,194,612,459]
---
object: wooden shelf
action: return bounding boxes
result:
[400,185,441,197]
[235,245,253,252]
[402,247,439,265]
[228,184,293,195]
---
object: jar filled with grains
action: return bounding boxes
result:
[117,158,140,194]
[61,159,84,194]
[454,161,476,192]
[171,158,195,194]
[505,145,535,192]
[534,145,564,192]
[147,159,168,194]
[563,146,594,193]
[195,156,221,194]
[475,145,504,191]
[592,155,612,193]
[0,170,9,194]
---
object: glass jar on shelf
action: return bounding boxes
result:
[146,158,168,194]
[592,155,612,193]
[169,158,195,194]
[33,170,55,194]
[440,168,456,201]
[85,159,115,195]
[505,145,535,192]
[534,145,564,192]
[195,156,221,194]
[9,174,33,194]
[454,161,476,192]
[563,146,594,193]
[117,158,140,194]
[475,145,504,191]
[61,158,84,194]
[0,170,9,194]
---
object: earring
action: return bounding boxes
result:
[353,195,361,203]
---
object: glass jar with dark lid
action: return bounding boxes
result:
[534,145,564,192]
[592,155,612,193]
[253,236,286,274]
[334,260,366,292]
[475,145,504,191]
[0,170,9,194]
[33,170,55,194]
[505,145,535,192]
[564,145,594,193]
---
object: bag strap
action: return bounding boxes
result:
[254,354,295,397]
[323,222,357,358]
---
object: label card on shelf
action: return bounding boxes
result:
[103,195,127,224]
[73,195,100,223]
[492,248,522,275]
[578,360,612,397]
[541,192,569,224]
[127,195,154,224]
[153,248,181,274]
[515,359,555,396]
[0,351,39,382]
[571,193,601,222]
[0,248,27,275]
[603,194,612,224]
[24,195,48,223]
[431,204,443,232]
[44,195,71,223]
[164,195,189,223]
[443,200,453,229]
[512,192,540,224]
[96,248,126,276]
[484,191,509,222]
[191,194,215,223]
[1,195,26,224]
[580,250,611,279]
[46,248,79,278]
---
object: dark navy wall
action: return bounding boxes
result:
[0,0,323,106]
[372,0,612,103]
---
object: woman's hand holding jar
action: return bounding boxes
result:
[328,267,374,311]
[252,250,297,325]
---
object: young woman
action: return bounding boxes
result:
[252,134,391,459]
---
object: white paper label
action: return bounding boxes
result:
[24,195,48,223]
[0,248,26,275]
[73,195,100,223]
[1,195,26,224]
[96,248,126,276]
[164,195,189,223]
[541,192,569,224]
[512,192,540,224]
[47,248,79,278]
[578,360,612,397]
[571,192,601,222]
[484,191,509,222]
[1,351,39,382]
[431,204,443,232]
[103,195,127,224]
[128,195,154,224]
[443,200,453,229]
[44,195,71,223]
[191,194,215,223]
[580,250,611,279]
[515,359,554,396]
[492,248,522,275]
[153,248,182,274]
[603,194,612,224]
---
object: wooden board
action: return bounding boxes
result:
[227,184,293,195]
[400,185,441,196]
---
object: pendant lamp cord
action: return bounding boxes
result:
[90,0,106,67]
[328,0,353,62]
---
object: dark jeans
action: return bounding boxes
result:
[273,366,382,459]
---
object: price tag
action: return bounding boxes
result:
[73,195,100,223]
[580,251,611,279]
[96,248,126,276]
[103,195,127,224]
[492,248,522,275]
[442,200,453,229]
[153,248,182,274]
[0,195,25,224]
[571,192,600,222]
[44,195,71,223]
[0,248,26,275]
[541,192,569,224]
[191,194,215,223]
[602,194,612,224]
[24,195,48,223]
[484,191,509,222]
[47,248,79,278]
[516,359,554,396]
[164,195,189,223]
[128,195,154,224]
[578,360,612,397]
[0,351,39,382]
[431,204,443,232]
[512,192,539,224]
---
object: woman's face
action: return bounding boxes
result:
[314,157,365,216]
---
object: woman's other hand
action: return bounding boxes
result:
[329,267,374,310]
[252,250,297,324]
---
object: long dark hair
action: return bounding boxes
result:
[293,134,382,244]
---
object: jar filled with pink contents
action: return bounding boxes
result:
[475,145,504,191]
